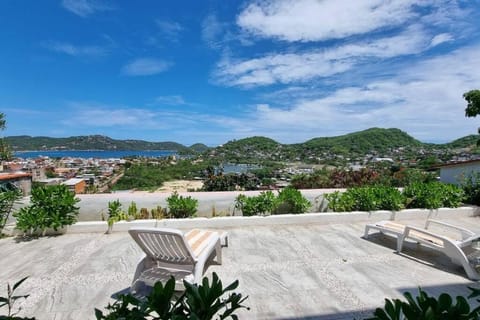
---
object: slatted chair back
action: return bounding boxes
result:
[129,228,196,265]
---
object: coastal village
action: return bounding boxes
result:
[1,137,480,197]
[4,1,480,319]
[0,155,125,196]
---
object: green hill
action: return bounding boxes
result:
[443,134,479,149]
[189,143,210,153]
[221,136,281,152]
[5,135,191,153]
[300,128,423,155]
[6,128,479,161]
[211,128,432,162]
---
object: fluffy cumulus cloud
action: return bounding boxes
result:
[212,0,471,88]
[224,45,480,143]
[215,25,437,87]
[237,0,462,42]
[122,58,171,76]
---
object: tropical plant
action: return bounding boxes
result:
[0,189,22,234]
[326,186,405,212]
[0,276,35,320]
[94,272,249,320]
[380,167,437,187]
[127,201,138,219]
[14,185,80,234]
[166,191,198,218]
[403,182,464,209]
[139,207,149,219]
[151,206,167,219]
[460,172,480,205]
[366,286,480,320]
[234,191,277,216]
[274,187,310,214]
[106,199,128,228]
[202,172,260,191]
[0,112,13,161]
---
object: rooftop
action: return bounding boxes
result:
[1,216,479,319]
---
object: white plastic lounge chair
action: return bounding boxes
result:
[364,219,480,280]
[128,227,227,292]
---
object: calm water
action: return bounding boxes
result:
[14,150,176,159]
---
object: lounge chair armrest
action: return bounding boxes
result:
[425,219,475,239]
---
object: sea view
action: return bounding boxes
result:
[2,1,480,319]
[14,150,176,159]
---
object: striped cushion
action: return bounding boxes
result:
[185,229,218,257]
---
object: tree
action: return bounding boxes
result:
[464,90,480,117]
[464,90,480,146]
[0,113,12,161]
[0,113,5,130]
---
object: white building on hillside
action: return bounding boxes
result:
[437,159,480,185]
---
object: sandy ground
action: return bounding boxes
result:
[156,179,204,192]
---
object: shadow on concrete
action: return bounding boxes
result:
[277,282,480,320]
[363,233,469,279]
[13,233,64,243]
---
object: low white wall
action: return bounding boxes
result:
[74,189,344,221]
[4,206,476,236]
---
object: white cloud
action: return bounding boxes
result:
[61,0,111,17]
[153,95,187,106]
[201,14,223,48]
[214,26,433,87]
[223,45,480,143]
[430,33,454,47]
[237,0,464,42]
[122,58,171,76]
[44,41,107,57]
[155,20,183,42]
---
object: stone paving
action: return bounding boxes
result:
[1,216,479,319]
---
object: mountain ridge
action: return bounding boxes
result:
[5,128,479,154]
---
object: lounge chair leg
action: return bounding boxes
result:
[363,226,371,238]
[397,235,405,253]
[215,240,222,264]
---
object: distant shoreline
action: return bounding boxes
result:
[13,149,177,152]
[13,150,177,159]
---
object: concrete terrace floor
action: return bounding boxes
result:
[1,216,480,320]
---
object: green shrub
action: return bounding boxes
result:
[325,186,405,212]
[391,168,437,187]
[139,207,149,219]
[403,182,464,209]
[95,272,249,320]
[324,191,355,212]
[367,286,480,320]
[461,172,480,205]
[106,199,128,227]
[0,189,22,233]
[127,201,138,219]
[14,185,79,234]
[166,191,198,218]
[274,187,310,214]
[326,182,465,212]
[234,191,277,216]
[151,205,167,219]
[235,189,311,216]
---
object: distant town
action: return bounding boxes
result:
[1,128,480,196]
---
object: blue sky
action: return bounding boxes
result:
[1,0,480,146]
